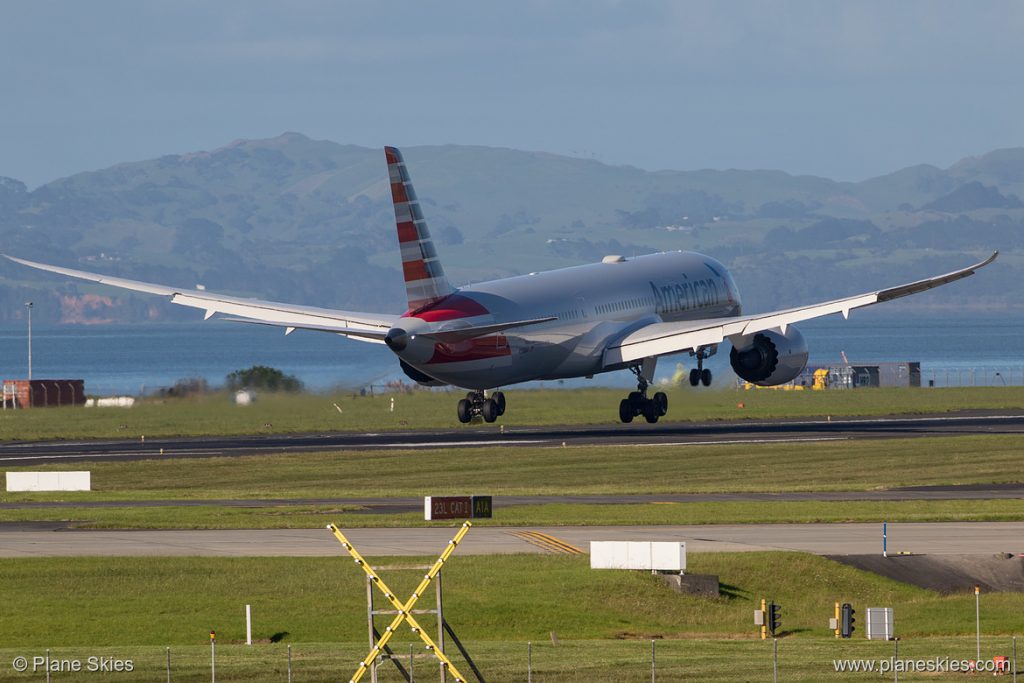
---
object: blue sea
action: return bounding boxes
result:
[1,311,1022,395]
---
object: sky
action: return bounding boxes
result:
[1,1,1023,188]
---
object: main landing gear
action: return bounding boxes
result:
[689,347,713,387]
[456,390,506,424]
[619,367,668,424]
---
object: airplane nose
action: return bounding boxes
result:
[384,327,408,352]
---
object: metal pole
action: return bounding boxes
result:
[409,643,414,683]
[437,570,446,683]
[211,637,216,683]
[772,638,778,683]
[894,638,899,683]
[46,649,50,683]
[1013,635,1017,682]
[367,576,377,683]
[288,645,292,683]
[651,639,655,683]
[976,584,981,663]
[246,604,252,646]
[25,302,32,382]
[883,521,887,558]
[166,647,172,683]
[527,642,532,683]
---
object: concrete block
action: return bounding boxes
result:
[6,471,91,492]
[661,573,720,597]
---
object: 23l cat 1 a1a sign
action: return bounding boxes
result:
[425,495,493,520]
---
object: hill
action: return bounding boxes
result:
[0,133,1018,323]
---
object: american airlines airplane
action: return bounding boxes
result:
[5,147,997,424]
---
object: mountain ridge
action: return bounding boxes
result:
[0,133,1018,324]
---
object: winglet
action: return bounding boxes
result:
[876,251,998,303]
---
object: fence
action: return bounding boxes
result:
[2,636,1016,682]
[922,366,1024,388]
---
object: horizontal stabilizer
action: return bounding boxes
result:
[419,317,557,344]
[220,317,390,344]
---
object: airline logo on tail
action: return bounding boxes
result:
[385,146,454,311]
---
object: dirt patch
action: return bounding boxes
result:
[826,553,1024,593]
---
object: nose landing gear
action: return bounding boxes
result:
[619,367,668,424]
[456,390,506,424]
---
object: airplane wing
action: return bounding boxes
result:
[3,255,399,342]
[602,251,999,366]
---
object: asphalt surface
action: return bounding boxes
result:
[1,410,1023,466]
[3,485,1024,512]
[2,522,1022,557]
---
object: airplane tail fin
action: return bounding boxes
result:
[385,146,455,311]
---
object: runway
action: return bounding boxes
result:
[2,522,1022,557]
[1,410,1022,465]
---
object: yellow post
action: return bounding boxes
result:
[834,601,840,638]
[760,598,767,640]
[330,522,472,683]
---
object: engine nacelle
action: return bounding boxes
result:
[729,327,808,386]
[399,359,448,387]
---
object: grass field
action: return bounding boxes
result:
[3,389,1023,679]
[0,553,1020,681]
[3,638,1019,682]
[4,432,1023,528]
[1,385,1022,441]
[3,552,1021,643]
[5,434,1024,501]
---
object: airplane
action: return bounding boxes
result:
[5,147,998,424]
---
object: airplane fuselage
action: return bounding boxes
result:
[393,251,742,390]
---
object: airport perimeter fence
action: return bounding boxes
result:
[923,366,1024,388]
[3,636,1018,682]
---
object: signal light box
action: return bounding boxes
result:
[424,495,492,520]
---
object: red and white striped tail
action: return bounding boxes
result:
[385,146,455,311]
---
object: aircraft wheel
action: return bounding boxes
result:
[701,369,712,387]
[493,391,506,416]
[689,369,700,386]
[643,402,660,423]
[628,391,645,408]
[653,391,668,416]
[618,399,634,423]
[456,399,472,424]
[481,398,499,423]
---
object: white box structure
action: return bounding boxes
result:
[6,471,91,492]
[866,607,894,640]
[590,541,686,572]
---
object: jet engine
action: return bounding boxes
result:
[399,360,448,387]
[729,327,808,386]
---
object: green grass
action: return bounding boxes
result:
[1,385,1022,441]
[0,553,1021,680]
[2,553,1021,646]
[4,499,1024,530]
[5,432,1023,529]
[0,638,1019,682]
[4,434,1024,503]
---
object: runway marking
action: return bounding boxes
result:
[0,440,548,463]
[507,530,584,555]
[511,413,1024,435]
[357,439,547,449]
[0,450,227,463]
[612,436,850,448]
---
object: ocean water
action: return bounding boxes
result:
[0,311,1022,395]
